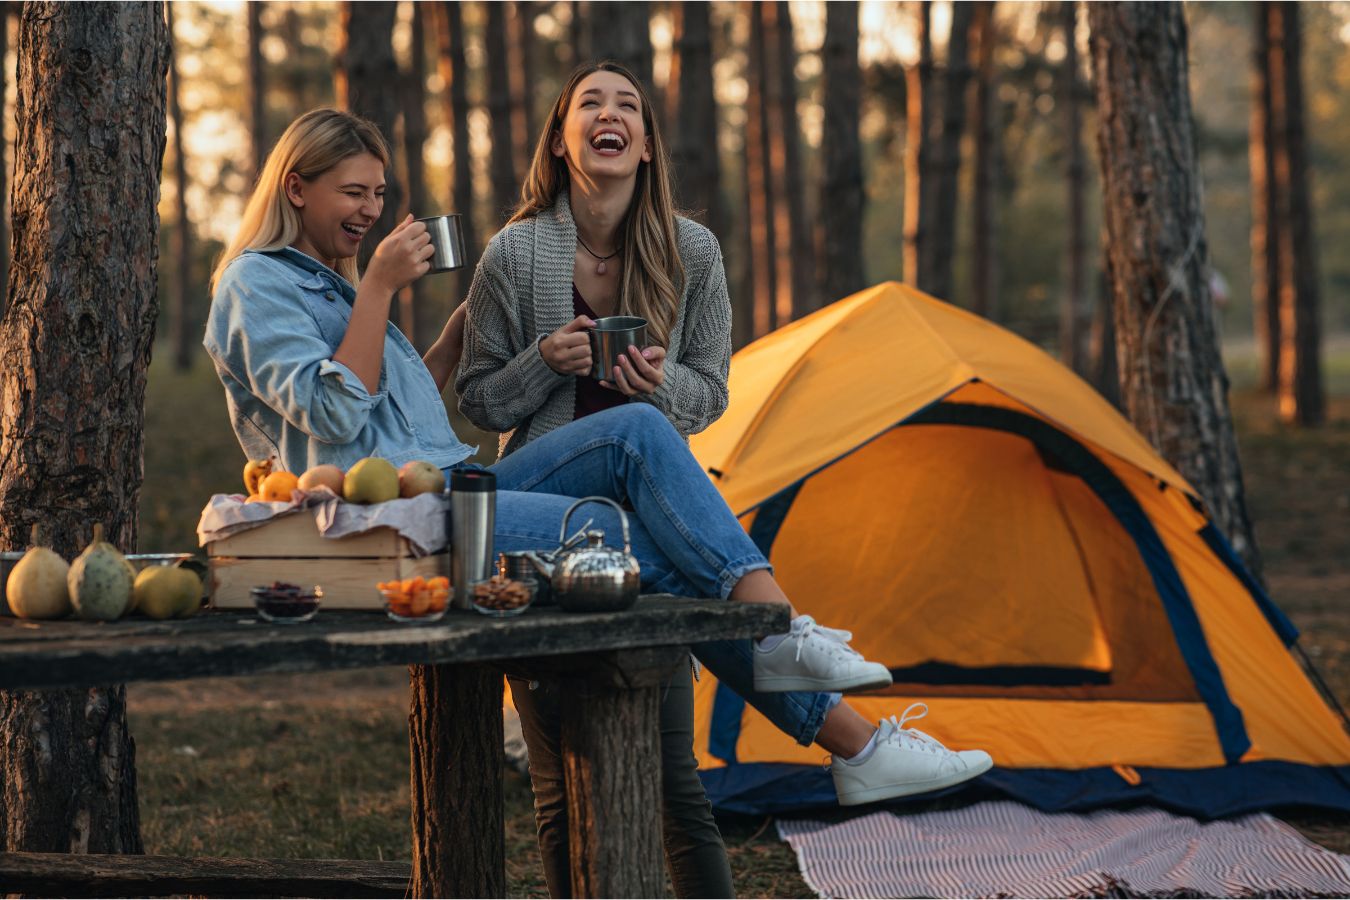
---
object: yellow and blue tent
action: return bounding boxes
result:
[689,282,1350,818]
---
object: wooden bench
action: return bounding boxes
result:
[0,597,788,897]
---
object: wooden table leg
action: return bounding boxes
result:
[558,647,686,899]
[408,662,504,898]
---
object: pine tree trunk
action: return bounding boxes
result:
[248,1,266,182]
[168,2,193,372]
[970,1,998,319]
[435,1,479,307]
[1060,1,1089,374]
[761,2,794,325]
[0,0,168,853]
[903,1,933,290]
[508,2,536,186]
[403,2,432,352]
[1250,5,1281,395]
[1088,1,1262,575]
[1268,3,1324,427]
[570,0,587,69]
[485,2,517,224]
[337,2,404,277]
[588,4,652,91]
[0,4,10,320]
[819,0,864,304]
[770,2,813,319]
[927,0,973,303]
[746,4,777,338]
[670,2,723,238]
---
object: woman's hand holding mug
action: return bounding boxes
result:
[604,345,666,395]
[541,315,597,375]
[365,215,436,295]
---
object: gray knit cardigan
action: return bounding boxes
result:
[455,191,733,459]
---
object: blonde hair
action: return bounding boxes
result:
[211,108,390,292]
[510,63,685,348]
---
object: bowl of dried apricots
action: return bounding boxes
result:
[378,575,450,623]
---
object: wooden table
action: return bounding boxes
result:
[0,597,788,897]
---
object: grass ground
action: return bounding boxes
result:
[128,338,1350,896]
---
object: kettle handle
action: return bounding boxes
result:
[558,496,632,554]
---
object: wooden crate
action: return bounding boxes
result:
[206,513,446,610]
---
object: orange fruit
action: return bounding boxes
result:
[260,471,300,502]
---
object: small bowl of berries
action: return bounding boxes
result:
[378,576,450,624]
[251,582,322,624]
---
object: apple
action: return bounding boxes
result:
[298,463,345,496]
[398,460,446,498]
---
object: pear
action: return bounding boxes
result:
[134,565,202,620]
[7,524,72,620]
[68,523,134,621]
[343,457,400,504]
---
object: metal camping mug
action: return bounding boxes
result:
[449,470,496,609]
[415,214,468,273]
[588,316,648,381]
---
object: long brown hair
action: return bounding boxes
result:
[211,108,390,291]
[510,62,685,348]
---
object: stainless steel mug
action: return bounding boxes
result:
[416,214,468,273]
[588,316,648,381]
[450,469,496,609]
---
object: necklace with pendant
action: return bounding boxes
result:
[576,234,621,275]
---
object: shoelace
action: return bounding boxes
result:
[877,703,952,756]
[792,616,865,663]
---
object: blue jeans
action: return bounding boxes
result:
[481,404,837,747]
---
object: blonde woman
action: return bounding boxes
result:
[456,65,993,898]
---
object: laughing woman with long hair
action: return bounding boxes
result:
[456,64,992,898]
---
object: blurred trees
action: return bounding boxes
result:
[168,2,193,371]
[0,0,169,854]
[819,1,864,304]
[1088,1,1261,572]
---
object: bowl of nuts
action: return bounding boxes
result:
[472,575,535,617]
[251,582,322,624]
[379,576,449,624]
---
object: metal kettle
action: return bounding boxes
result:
[546,497,641,613]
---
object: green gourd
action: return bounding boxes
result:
[7,525,72,620]
[68,523,133,621]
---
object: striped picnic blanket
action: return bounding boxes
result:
[777,801,1350,898]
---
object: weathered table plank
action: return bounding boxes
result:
[0,851,410,897]
[0,597,788,690]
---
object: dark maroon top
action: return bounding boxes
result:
[573,284,629,420]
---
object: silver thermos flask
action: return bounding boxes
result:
[449,469,496,609]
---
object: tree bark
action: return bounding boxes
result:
[0,3,10,320]
[167,2,193,372]
[1087,1,1262,576]
[337,2,404,275]
[761,2,795,325]
[903,1,934,290]
[669,1,723,239]
[247,1,266,182]
[1060,1,1089,373]
[1249,5,1281,395]
[407,664,504,898]
[402,1,432,351]
[770,2,813,319]
[1268,3,1324,427]
[745,3,776,338]
[926,0,973,303]
[969,1,998,319]
[0,0,168,853]
[434,1,480,309]
[587,4,652,91]
[509,2,536,186]
[485,2,517,224]
[819,0,864,304]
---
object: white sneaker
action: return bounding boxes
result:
[831,703,993,806]
[753,615,893,693]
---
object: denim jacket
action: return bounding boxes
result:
[204,247,475,475]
